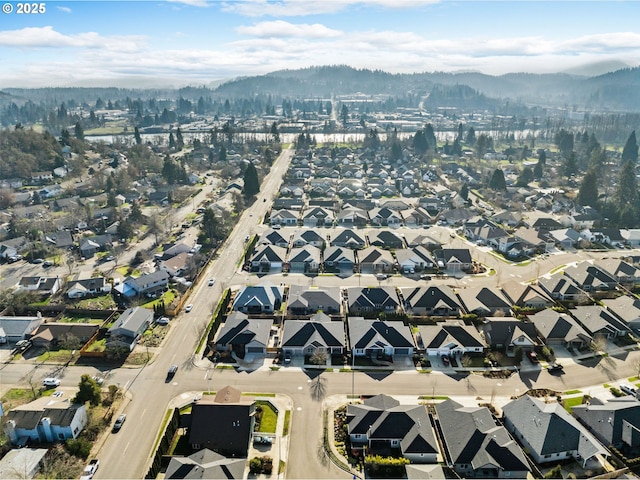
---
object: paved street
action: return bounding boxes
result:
[4,144,640,479]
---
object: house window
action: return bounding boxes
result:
[58,433,65,440]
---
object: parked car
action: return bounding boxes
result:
[113,414,126,432]
[527,351,539,364]
[43,377,61,388]
[31,258,44,264]
[253,435,273,445]
[208,278,216,286]
[42,260,53,267]
[185,304,193,313]
[92,376,104,385]
[620,384,637,396]
[80,459,100,480]
[420,274,431,280]
[547,363,564,373]
[156,317,170,325]
[283,353,291,364]
[441,355,450,365]
[375,273,387,280]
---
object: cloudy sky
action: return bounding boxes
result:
[1,0,639,87]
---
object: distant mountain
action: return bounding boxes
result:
[212,64,640,112]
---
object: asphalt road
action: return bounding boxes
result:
[4,143,640,479]
[90,146,296,479]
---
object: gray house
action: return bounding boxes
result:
[287,285,341,315]
[573,397,640,451]
[348,317,414,357]
[214,312,271,356]
[435,398,530,478]
[503,395,607,468]
[281,313,345,358]
[347,394,439,463]
[232,283,284,314]
[107,307,153,350]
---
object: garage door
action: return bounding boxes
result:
[247,347,264,353]
[395,348,410,355]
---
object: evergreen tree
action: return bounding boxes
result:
[576,170,599,207]
[391,142,402,160]
[73,374,101,406]
[538,149,547,165]
[74,121,84,141]
[243,162,260,198]
[413,130,428,154]
[564,152,578,178]
[168,132,175,149]
[341,104,348,125]
[270,122,280,143]
[489,168,506,190]
[614,160,639,226]
[424,123,437,149]
[516,167,534,187]
[134,127,142,145]
[534,161,543,180]
[465,126,476,145]
[622,130,639,163]
[219,144,227,162]
[460,183,469,201]
[175,127,184,150]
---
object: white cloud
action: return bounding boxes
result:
[0,26,145,51]
[236,20,342,38]
[2,24,640,87]
[222,0,438,17]
[56,6,72,13]
[167,0,211,7]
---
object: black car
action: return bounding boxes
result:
[548,362,564,373]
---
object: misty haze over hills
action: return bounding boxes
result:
[1,64,640,112]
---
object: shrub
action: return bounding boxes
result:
[249,457,262,474]
[65,438,92,459]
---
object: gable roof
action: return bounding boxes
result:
[569,305,630,336]
[481,318,539,347]
[348,287,399,311]
[331,229,365,248]
[573,397,640,447]
[528,309,592,344]
[215,312,271,348]
[503,395,607,461]
[281,318,344,349]
[456,287,512,315]
[287,285,341,312]
[435,399,529,474]
[347,317,414,350]
[500,283,553,307]
[418,320,485,350]
[165,449,246,479]
[402,286,461,312]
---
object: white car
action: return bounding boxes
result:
[43,377,61,388]
[185,304,193,313]
[208,278,216,286]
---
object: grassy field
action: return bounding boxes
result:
[255,400,278,433]
[563,396,586,412]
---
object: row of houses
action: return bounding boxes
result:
[345,391,623,479]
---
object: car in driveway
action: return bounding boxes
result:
[253,435,273,445]
[283,353,291,364]
[156,316,170,325]
[527,351,539,364]
[185,304,193,313]
[112,414,126,432]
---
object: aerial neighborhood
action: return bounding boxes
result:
[2,63,640,480]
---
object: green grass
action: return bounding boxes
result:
[549,264,567,275]
[243,393,275,397]
[75,294,117,310]
[604,383,611,388]
[563,396,585,412]
[255,401,278,433]
[37,350,75,363]
[141,289,176,309]
[418,395,449,400]
[216,365,236,370]
[282,410,291,436]
[269,366,281,371]
[563,390,582,395]
[417,369,432,374]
